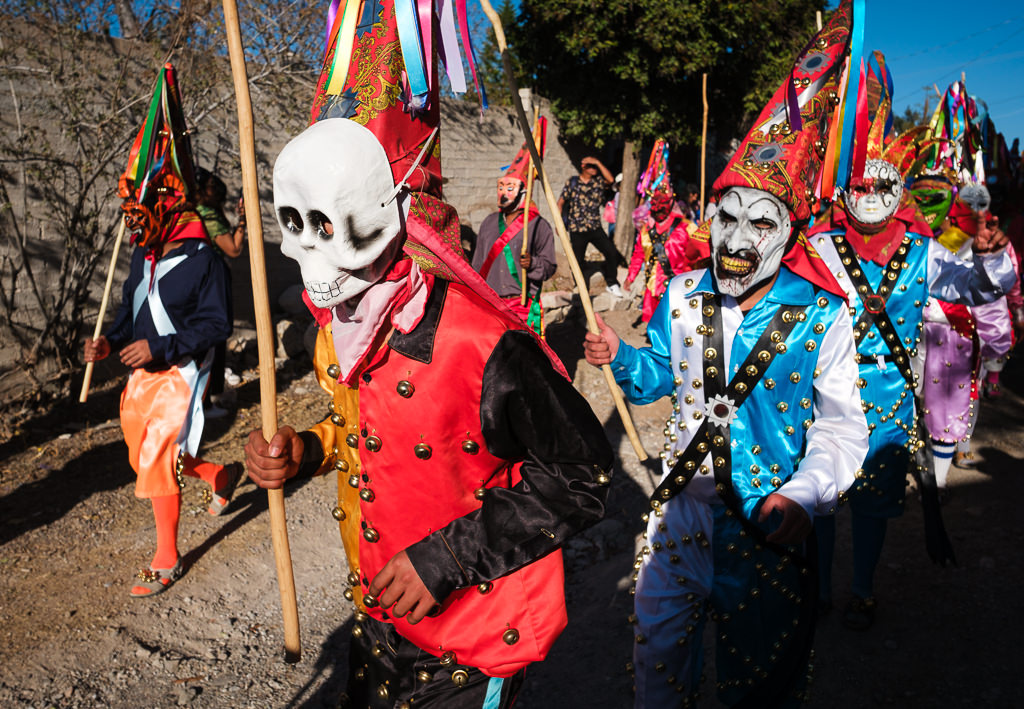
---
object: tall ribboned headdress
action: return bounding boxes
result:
[696,0,855,295]
[306,0,570,376]
[637,139,672,203]
[309,0,480,278]
[119,62,204,248]
[503,116,548,184]
[712,0,853,221]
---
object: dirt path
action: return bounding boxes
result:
[1,309,1022,708]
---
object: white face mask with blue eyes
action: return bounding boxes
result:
[710,187,792,297]
[274,119,408,309]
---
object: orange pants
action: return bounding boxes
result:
[121,367,217,498]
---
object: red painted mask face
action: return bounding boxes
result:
[650,193,674,222]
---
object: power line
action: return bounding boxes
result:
[888,15,1024,61]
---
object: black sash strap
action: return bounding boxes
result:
[833,232,915,386]
[699,294,820,709]
[649,297,808,507]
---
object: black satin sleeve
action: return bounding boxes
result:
[294,430,326,480]
[405,330,614,601]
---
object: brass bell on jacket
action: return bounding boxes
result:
[414,443,432,460]
[440,651,456,667]
[462,440,480,454]
[331,413,345,427]
[363,527,380,543]
[451,670,469,688]
[360,488,375,503]
[348,474,360,488]
[502,628,520,645]
[326,364,341,379]
[331,506,346,521]
[396,380,415,398]
[477,582,493,594]
[365,435,382,452]
[346,433,359,448]
[334,459,349,473]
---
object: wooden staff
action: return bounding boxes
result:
[479,0,647,461]
[80,217,128,402]
[700,73,708,223]
[520,106,540,307]
[222,0,301,663]
[816,10,823,31]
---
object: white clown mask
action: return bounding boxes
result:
[844,159,903,229]
[710,187,792,297]
[274,119,406,309]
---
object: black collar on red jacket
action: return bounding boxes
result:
[388,279,449,364]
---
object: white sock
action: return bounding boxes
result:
[931,440,956,489]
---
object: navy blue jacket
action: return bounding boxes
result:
[106,238,232,371]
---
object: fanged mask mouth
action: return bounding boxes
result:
[716,249,759,278]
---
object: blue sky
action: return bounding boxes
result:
[847,0,1024,143]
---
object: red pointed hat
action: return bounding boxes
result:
[311,0,442,196]
[712,0,853,222]
[504,116,548,183]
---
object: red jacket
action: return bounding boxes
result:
[303,280,612,677]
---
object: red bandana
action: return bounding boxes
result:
[809,200,933,265]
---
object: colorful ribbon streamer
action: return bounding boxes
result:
[324,0,361,96]
[438,0,467,93]
[456,0,487,109]
[395,0,430,101]
[834,0,865,188]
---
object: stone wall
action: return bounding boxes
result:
[440,96,575,243]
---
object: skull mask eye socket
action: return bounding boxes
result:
[308,210,333,240]
[279,206,303,234]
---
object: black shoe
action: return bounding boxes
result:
[842,596,876,631]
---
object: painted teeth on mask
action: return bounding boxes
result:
[719,254,756,276]
[306,275,347,304]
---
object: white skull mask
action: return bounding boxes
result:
[844,159,903,228]
[710,187,792,297]
[273,119,406,309]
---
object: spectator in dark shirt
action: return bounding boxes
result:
[558,156,625,297]
[194,168,247,414]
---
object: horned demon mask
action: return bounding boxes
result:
[710,186,792,297]
[274,119,406,309]
[844,159,903,230]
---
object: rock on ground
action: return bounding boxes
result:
[1,310,1022,708]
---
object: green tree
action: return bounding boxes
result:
[893,104,926,135]
[514,0,827,252]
